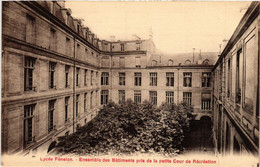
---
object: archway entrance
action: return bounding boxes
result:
[183,116,214,154]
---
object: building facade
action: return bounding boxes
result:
[1,1,259,158]
[100,52,217,120]
[1,1,158,155]
[2,1,104,155]
[212,2,259,157]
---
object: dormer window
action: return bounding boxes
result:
[151,60,157,66]
[185,60,191,65]
[136,43,141,51]
[203,59,209,65]
[168,59,173,66]
[85,31,88,40]
[120,44,124,51]
[77,24,80,33]
[104,43,108,51]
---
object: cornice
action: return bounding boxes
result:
[2,35,100,69]
[214,2,259,70]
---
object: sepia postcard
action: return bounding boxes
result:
[1,1,259,167]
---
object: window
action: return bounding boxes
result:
[24,57,35,91]
[101,90,109,105]
[134,90,141,104]
[244,33,257,114]
[65,65,70,88]
[120,44,124,51]
[168,59,173,66]
[118,90,125,104]
[85,48,88,56]
[150,73,157,86]
[48,100,55,132]
[96,72,98,86]
[119,73,126,85]
[49,62,56,89]
[90,92,93,109]
[202,72,211,87]
[166,72,174,86]
[151,60,157,66]
[136,43,141,51]
[96,90,98,106]
[77,24,80,33]
[91,71,93,85]
[84,93,87,112]
[236,50,243,104]
[227,59,231,98]
[149,91,157,105]
[203,59,209,65]
[26,14,36,44]
[135,57,141,68]
[201,93,211,110]
[24,104,35,145]
[76,68,80,87]
[77,44,81,59]
[185,60,191,65]
[183,72,192,87]
[65,96,69,122]
[65,37,71,56]
[119,57,125,68]
[231,54,236,100]
[183,92,192,106]
[166,91,174,104]
[101,72,109,85]
[104,43,108,51]
[134,72,142,86]
[76,94,79,117]
[84,69,87,86]
[49,28,57,51]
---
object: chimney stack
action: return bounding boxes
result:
[110,36,115,42]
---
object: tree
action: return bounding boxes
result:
[56,99,195,156]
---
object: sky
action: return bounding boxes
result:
[65,1,251,54]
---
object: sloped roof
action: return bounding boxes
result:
[148,52,219,67]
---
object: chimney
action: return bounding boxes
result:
[110,36,115,42]
[221,39,229,53]
[60,8,69,25]
[198,49,202,64]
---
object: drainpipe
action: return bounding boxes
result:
[110,54,113,101]
[177,68,180,104]
[73,36,76,133]
[109,43,113,101]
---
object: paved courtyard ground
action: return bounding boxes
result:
[183,120,214,155]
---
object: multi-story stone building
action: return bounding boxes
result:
[1,1,104,155]
[1,1,259,158]
[1,1,159,155]
[212,2,259,157]
[100,52,218,120]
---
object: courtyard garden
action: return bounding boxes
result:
[56,100,195,156]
